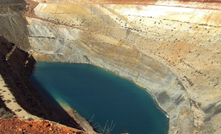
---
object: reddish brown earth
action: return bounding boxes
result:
[33,0,221,10]
[0,118,91,134]
[3,0,220,134]
[24,0,39,18]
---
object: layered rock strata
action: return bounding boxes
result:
[0,1,95,133]
[0,0,221,134]
[25,1,221,134]
[0,0,30,50]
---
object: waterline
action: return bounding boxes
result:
[30,62,169,134]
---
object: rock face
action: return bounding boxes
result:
[0,0,30,50]
[1,0,221,134]
[0,36,84,131]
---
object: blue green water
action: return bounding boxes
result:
[29,62,169,134]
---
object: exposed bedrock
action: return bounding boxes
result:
[1,0,221,134]
[0,36,83,130]
[0,0,30,50]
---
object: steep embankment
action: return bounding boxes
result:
[1,0,221,133]
[0,1,95,133]
[0,0,30,50]
[23,0,221,134]
[0,36,85,131]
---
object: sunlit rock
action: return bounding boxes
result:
[1,0,221,133]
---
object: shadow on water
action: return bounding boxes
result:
[29,76,83,130]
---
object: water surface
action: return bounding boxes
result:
[30,62,169,134]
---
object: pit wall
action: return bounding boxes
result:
[0,0,30,50]
[25,2,221,134]
[0,36,84,131]
[1,0,220,133]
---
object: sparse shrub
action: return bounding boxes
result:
[93,120,116,134]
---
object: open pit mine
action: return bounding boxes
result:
[0,0,221,133]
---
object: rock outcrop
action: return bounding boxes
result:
[0,0,30,50]
[1,0,221,134]
[0,36,84,131]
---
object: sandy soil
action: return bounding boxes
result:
[0,75,41,121]
[0,118,88,134]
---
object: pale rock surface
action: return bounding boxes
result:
[1,0,221,134]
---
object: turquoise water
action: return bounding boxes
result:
[29,62,169,134]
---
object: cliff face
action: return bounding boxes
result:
[0,36,83,131]
[1,0,221,134]
[0,0,30,50]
